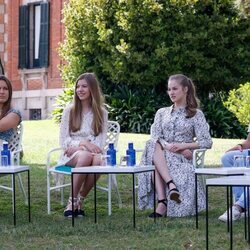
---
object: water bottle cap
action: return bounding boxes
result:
[128,142,134,149]
[109,143,114,149]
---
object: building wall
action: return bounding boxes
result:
[2,0,65,120]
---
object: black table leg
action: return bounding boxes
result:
[13,174,16,226]
[132,173,135,228]
[71,173,74,227]
[195,173,198,229]
[154,170,156,223]
[94,174,97,223]
[206,185,209,250]
[28,170,31,222]
[230,186,233,250]
[227,186,229,233]
[244,188,247,240]
[247,187,250,244]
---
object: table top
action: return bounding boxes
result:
[206,175,250,185]
[0,165,29,173]
[195,167,247,175]
[71,165,155,174]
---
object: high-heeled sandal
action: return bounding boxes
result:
[64,197,78,218]
[76,195,85,217]
[166,180,181,203]
[148,199,168,218]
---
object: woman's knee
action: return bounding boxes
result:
[76,151,93,166]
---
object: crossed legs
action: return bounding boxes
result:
[151,142,180,216]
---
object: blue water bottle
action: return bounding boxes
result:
[1,142,11,166]
[107,143,116,166]
[126,142,136,166]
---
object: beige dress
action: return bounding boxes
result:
[138,106,213,217]
[57,104,108,166]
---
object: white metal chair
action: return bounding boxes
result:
[0,123,28,205]
[46,120,122,215]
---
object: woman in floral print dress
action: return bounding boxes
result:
[138,74,212,217]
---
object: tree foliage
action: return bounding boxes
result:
[59,0,250,93]
[224,82,250,126]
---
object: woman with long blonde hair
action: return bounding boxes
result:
[58,73,108,217]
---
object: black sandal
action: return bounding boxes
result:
[166,180,181,204]
[148,199,168,218]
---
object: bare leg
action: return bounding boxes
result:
[153,142,176,191]
[80,154,102,198]
[153,169,167,214]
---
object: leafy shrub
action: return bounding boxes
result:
[105,84,170,133]
[52,88,74,123]
[223,82,250,126]
[201,92,247,139]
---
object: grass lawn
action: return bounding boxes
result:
[0,120,248,249]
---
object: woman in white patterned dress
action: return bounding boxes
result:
[59,73,108,217]
[138,74,212,217]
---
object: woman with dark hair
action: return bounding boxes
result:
[58,73,108,217]
[138,74,212,217]
[0,75,22,142]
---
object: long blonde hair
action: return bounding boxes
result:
[0,75,12,119]
[69,73,105,135]
[168,74,199,118]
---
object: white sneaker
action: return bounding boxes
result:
[218,206,241,222]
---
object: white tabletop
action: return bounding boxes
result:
[72,165,155,174]
[195,167,247,175]
[0,165,29,173]
[207,175,250,186]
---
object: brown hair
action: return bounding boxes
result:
[0,75,12,119]
[69,73,105,135]
[168,74,199,118]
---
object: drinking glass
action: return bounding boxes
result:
[246,156,250,168]
[233,155,245,167]
[1,155,8,167]
[120,155,131,166]
[101,154,110,166]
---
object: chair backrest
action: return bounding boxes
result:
[103,121,120,152]
[8,123,23,165]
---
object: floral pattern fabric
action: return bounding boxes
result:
[0,108,22,143]
[58,104,108,166]
[138,106,213,217]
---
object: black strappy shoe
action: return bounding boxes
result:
[148,199,168,218]
[166,180,181,203]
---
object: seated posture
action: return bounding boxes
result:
[58,73,108,217]
[138,74,212,217]
[0,75,22,143]
[219,124,250,222]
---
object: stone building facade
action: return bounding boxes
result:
[0,0,65,119]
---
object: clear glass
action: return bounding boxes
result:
[120,155,131,166]
[233,155,245,167]
[101,154,110,166]
[245,156,250,168]
[1,155,8,167]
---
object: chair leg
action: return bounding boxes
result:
[17,173,28,205]
[112,174,122,208]
[47,172,51,214]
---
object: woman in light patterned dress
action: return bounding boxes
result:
[138,74,212,217]
[0,75,22,143]
[59,73,108,217]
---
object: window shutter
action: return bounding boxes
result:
[18,6,28,69]
[39,2,50,67]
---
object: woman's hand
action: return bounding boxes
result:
[166,143,186,152]
[64,146,81,157]
[83,141,102,154]
[180,149,193,160]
